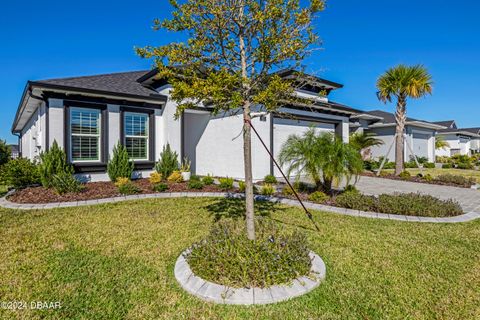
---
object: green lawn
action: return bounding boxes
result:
[385,167,480,183]
[1,197,479,319]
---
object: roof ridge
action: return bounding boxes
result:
[36,70,150,82]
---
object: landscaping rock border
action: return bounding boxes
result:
[174,249,326,305]
[1,192,479,223]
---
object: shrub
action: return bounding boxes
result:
[107,143,134,182]
[202,174,214,185]
[436,156,451,164]
[376,193,463,217]
[218,177,234,190]
[456,162,473,170]
[260,184,275,196]
[435,174,475,186]
[344,184,359,193]
[263,174,277,184]
[307,191,329,203]
[115,177,140,195]
[335,191,377,212]
[0,158,40,188]
[363,159,379,171]
[424,174,433,182]
[281,185,295,196]
[188,179,204,189]
[442,163,453,169]
[156,144,179,178]
[51,172,84,194]
[0,139,11,167]
[383,161,395,169]
[149,172,163,185]
[38,141,74,188]
[238,181,258,194]
[153,182,169,192]
[404,161,418,169]
[190,174,201,181]
[167,170,183,183]
[399,171,411,180]
[423,162,435,169]
[186,219,311,288]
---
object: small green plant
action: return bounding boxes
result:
[156,144,179,178]
[180,157,191,172]
[218,177,234,190]
[38,140,74,188]
[190,175,201,181]
[188,179,204,189]
[107,143,134,182]
[423,162,435,169]
[202,174,214,185]
[115,177,140,195]
[51,172,84,194]
[263,174,277,184]
[399,171,411,180]
[442,163,453,169]
[344,184,359,193]
[281,185,295,196]
[456,162,473,170]
[186,219,311,288]
[307,191,329,203]
[149,172,163,184]
[424,174,433,182]
[167,170,183,183]
[238,181,258,194]
[0,158,40,188]
[153,182,169,192]
[260,184,275,196]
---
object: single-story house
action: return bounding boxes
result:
[350,110,446,162]
[432,120,480,156]
[11,69,360,181]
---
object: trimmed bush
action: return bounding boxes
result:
[107,143,134,182]
[435,174,476,186]
[38,141,74,188]
[335,191,377,212]
[186,219,311,288]
[202,174,214,185]
[188,179,204,189]
[156,144,179,178]
[442,163,453,169]
[260,184,275,196]
[0,158,40,188]
[115,177,140,195]
[424,174,433,182]
[218,177,234,190]
[456,163,473,170]
[307,191,329,203]
[149,172,163,185]
[51,172,84,194]
[263,174,277,184]
[423,162,435,169]
[167,171,183,183]
[399,171,411,180]
[153,182,169,192]
[404,161,418,169]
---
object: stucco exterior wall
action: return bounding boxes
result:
[20,101,47,160]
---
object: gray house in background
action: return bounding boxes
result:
[350,110,445,162]
[432,120,480,156]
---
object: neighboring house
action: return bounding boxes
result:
[11,69,359,182]
[350,110,445,162]
[432,120,480,156]
[8,145,19,159]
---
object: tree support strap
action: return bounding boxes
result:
[244,119,320,232]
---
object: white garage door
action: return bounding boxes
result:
[412,133,430,159]
[273,117,335,177]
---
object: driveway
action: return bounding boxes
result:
[355,175,480,213]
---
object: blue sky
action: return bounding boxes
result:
[1,0,479,143]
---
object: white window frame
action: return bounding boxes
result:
[124,112,149,161]
[69,107,102,163]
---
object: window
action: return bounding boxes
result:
[70,108,101,162]
[124,112,149,160]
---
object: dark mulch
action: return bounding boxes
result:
[361,172,474,188]
[8,179,232,204]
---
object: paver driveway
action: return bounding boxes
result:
[354,176,480,213]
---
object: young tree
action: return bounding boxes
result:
[376,65,433,175]
[349,132,384,160]
[435,135,450,150]
[137,0,325,240]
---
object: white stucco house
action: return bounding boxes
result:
[350,110,445,162]
[11,69,360,182]
[432,120,480,156]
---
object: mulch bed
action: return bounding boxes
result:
[361,172,475,188]
[8,179,231,204]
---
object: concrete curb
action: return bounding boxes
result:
[174,249,326,305]
[1,192,479,224]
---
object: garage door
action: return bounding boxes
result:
[412,133,430,159]
[273,117,335,177]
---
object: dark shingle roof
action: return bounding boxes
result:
[461,127,480,134]
[432,120,457,129]
[364,110,423,124]
[31,70,164,100]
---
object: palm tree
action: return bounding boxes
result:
[278,129,363,192]
[349,132,384,160]
[435,135,450,150]
[376,65,433,175]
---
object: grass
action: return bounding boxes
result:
[0,197,479,319]
[384,167,480,183]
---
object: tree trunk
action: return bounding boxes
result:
[394,97,407,175]
[243,106,255,240]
